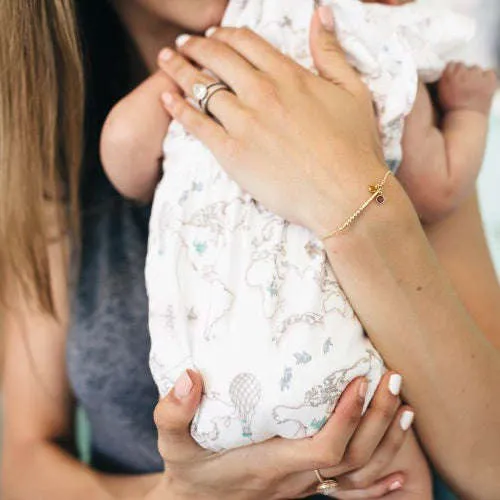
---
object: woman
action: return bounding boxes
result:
[0,1,499,499]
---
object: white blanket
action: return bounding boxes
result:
[146,0,473,451]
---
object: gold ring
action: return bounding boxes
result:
[314,469,339,495]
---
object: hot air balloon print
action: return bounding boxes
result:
[229,373,263,439]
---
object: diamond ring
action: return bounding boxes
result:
[193,82,232,116]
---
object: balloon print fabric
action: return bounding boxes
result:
[146,0,473,451]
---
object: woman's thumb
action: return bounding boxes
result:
[310,6,359,88]
[154,369,206,462]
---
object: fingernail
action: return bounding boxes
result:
[400,410,415,431]
[174,371,193,399]
[358,378,368,401]
[389,480,403,491]
[159,48,174,62]
[318,6,335,31]
[161,92,174,106]
[206,26,217,37]
[176,34,191,48]
[388,373,402,396]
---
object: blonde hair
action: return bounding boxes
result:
[0,0,84,316]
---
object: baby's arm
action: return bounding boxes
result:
[100,71,177,202]
[398,64,497,224]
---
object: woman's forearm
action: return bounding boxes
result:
[2,440,165,500]
[323,180,500,499]
[424,191,500,349]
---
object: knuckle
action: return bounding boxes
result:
[238,26,254,39]
[153,400,185,436]
[345,470,371,490]
[256,79,282,107]
[314,445,343,469]
[153,401,170,431]
[372,403,397,423]
[230,27,252,46]
[168,55,186,76]
[236,111,260,137]
[246,468,276,491]
[344,449,370,470]
[387,428,405,452]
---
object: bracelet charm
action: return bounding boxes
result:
[321,170,393,241]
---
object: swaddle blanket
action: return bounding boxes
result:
[146,0,473,451]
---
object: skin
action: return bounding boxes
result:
[3,2,423,500]
[157,10,500,500]
[2,2,500,500]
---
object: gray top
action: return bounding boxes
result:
[67,166,163,474]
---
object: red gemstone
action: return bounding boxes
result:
[376,195,385,205]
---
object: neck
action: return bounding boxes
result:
[111,2,183,74]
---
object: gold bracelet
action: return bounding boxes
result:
[321,170,393,241]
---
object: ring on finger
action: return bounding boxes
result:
[193,81,233,116]
[314,469,339,496]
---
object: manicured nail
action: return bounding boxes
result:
[159,48,174,62]
[161,92,174,106]
[318,6,335,31]
[206,26,217,37]
[388,374,402,396]
[174,371,193,399]
[400,410,415,431]
[389,480,403,491]
[358,378,368,401]
[176,34,191,48]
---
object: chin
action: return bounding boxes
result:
[176,0,229,33]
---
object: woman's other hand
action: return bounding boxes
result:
[152,370,414,499]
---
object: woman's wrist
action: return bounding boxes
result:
[316,168,419,253]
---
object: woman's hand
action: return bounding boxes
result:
[153,370,414,499]
[158,7,392,238]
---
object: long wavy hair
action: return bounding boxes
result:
[0,0,133,316]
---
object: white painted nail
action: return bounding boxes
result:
[388,374,402,396]
[174,371,193,399]
[158,48,174,62]
[205,26,217,37]
[175,34,191,48]
[389,480,403,491]
[400,410,415,431]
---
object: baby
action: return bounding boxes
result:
[101,0,496,491]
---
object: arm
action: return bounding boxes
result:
[153,18,500,498]
[424,191,500,350]
[322,182,500,500]
[0,228,166,500]
[100,71,176,203]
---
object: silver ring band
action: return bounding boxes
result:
[193,82,232,115]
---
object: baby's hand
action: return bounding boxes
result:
[438,62,497,116]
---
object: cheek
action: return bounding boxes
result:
[147,0,229,32]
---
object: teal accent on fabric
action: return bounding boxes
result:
[310,417,327,430]
[194,241,208,254]
[76,407,92,464]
